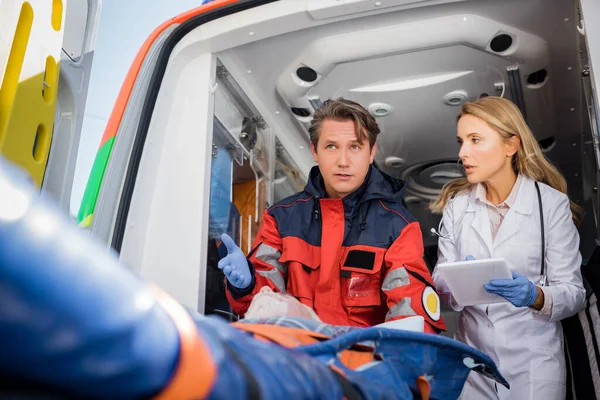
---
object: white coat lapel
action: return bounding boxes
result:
[493,209,519,249]
[469,195,493,256]
[492,176,534,249]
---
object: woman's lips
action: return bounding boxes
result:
[464,165,475,174]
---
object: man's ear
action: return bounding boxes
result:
[311,142,318,163]
[369,142,377,164]
[506,135,520,157]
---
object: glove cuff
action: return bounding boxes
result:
[226,262,256,299]
[526,283,539,307]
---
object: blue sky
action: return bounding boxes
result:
[70,0,204,214]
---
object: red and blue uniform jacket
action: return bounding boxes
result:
[227,165,447,333]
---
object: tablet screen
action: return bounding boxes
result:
[437,258,512,306]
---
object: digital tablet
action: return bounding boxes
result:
[436,258,513,306]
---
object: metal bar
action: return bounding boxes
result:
[507,66,527,119]
[247,214,252,254]
[308,96,323,111]
[580,0,600,107]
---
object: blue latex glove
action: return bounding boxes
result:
[484,272,538,307]
[465,255,475,261]
[218,233,252,289]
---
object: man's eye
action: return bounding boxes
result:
[326,144,335,149]
[351,145,360,150]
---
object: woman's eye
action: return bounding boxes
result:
[472,137,480,143]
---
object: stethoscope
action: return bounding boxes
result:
[429,194,469,241]
[430,158,469,240]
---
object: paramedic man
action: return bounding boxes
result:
[219,98,447,334]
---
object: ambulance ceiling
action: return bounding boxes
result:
[214,0,585,202]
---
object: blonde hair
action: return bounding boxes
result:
[429,96,583,227]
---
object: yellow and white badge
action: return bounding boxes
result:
[422,286,441,321]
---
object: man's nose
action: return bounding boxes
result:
[338,149,350,167]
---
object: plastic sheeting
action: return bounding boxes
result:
[0,157,181,399]
[209,147,233,240]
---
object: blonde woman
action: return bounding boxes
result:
[431,96,585,399]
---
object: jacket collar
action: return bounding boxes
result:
[304,164,406,206]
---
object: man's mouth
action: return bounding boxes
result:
[335,173,352,180]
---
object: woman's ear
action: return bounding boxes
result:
[506,135,520,157]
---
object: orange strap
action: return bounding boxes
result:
[338,347,376,370]
[232,323,329,347]
[152,286,216,400]
[416,375,431,400]
[232,323,376,370]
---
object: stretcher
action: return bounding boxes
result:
[0,157,508,399]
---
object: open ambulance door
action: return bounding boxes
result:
[77,0,600,317]
[0,0,101,212]
[76,0,297,314]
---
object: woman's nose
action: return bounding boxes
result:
[458,144,468,160]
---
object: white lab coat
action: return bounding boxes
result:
[432,176,585,400]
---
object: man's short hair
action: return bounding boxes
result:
[308,98,380,149]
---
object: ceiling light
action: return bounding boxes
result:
[385,156,405,168]
[443,90,468,106]
[368,102,393,117]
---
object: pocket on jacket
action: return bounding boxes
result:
[340,246,385,307]
[529,348,566,387]
[459,239,485,261]
[279,245,320,301]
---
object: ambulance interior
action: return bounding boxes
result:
[183,0,600,333]
[91,0,599,336]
